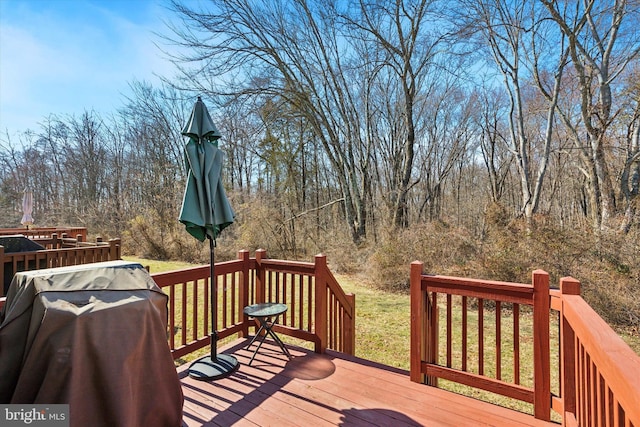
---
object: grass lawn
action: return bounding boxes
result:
[333,274,412,368]
[123,256,200,273]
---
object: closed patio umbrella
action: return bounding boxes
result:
[179,96,239,380]
[20,188,34,228]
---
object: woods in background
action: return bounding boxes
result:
[1,1,639,323]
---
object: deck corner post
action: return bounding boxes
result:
[239,250,251,337]
[410,261,426,384]
[560,276,580,425]
[314,253,328,354]
[533,269,551,421]
[255,249,267,304]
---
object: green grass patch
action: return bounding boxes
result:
[122,256,202,273]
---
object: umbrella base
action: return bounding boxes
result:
[188,354,239,381]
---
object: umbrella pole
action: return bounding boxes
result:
[210,236,216,359]
[188,236,239,381]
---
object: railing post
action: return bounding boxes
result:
[533,270,551,421]
[52,233,59,249]
[410,261,426,383]
[560,277,580,426]
[255,249,266,304]
[239,250,251,337]
[314,253,328,353]
[0,245,5,297]
[109,238,121,260]
[344,293,356,355]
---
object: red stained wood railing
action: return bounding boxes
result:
[1,238,121,297]
[0,227,87,241]
[150,255,249,360]
[253,249,355,354]
[151,250,355,360]
[556,277,640,427]
[410,263,548,415]
[410,261,640,426]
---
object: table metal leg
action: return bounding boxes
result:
[246,322,266,349]
[246,315,291,365]
[265,326,291,359]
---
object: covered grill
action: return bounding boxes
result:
[0,260,183,427]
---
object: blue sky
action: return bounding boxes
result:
[0,0,183,139]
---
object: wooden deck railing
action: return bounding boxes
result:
[151,250,356,359]
[1,237,121,297]
[2,250,637,427]
[410,261,640,426]
[31,232,96,249]
[554,278,640,427]
[0,227,87,241]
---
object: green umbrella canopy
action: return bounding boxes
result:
[179,97,234,242]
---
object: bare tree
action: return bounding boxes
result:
[619,66,640,232]
[456,0,567,228]
[475,87,513,204]
[167,0,375,242]
[66,111,108,211]
[344,0,446,228]
[415,80,474,221]
[541,0,640,231]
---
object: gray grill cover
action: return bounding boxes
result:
[0,260,183,427]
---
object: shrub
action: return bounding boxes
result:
[368,222,479,291]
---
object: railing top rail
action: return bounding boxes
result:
[421,273,531,289]
[2,245,111,256]
[325,271,355,316]
[0,227,87,237]
[421,274,534,304]
[150,258,247,287]
[151,265,210,286]
[260,258,315,274]
[563,293,640,423]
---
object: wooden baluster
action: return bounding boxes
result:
[496,300,502,381]
[446,293,452,368]
[239,250,250,338]
[462,295,468,372]
[513,303,520,384]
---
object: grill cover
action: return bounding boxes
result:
[1,234,46,294]
[0,260,183,427]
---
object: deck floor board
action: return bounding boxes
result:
[178,339,558,427]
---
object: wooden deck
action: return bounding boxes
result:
[179,339,557,427]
